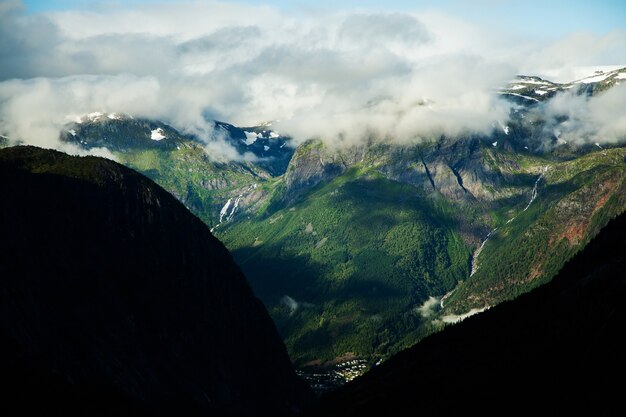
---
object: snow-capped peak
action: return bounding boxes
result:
[65,112,130,124]
[87,112,103,121]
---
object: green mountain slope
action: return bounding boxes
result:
[311,210,626,416]
[59,116,293,228]
[219,141,626,370]
[447,148,626,313]
[220,166,470,364]
[5,70,622,386]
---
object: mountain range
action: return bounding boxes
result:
[1,145,623,416]
[2,67,625,386]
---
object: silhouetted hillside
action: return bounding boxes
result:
[0,146,312,417]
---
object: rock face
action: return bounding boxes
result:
[312,212,626,416]
[0,146,312,417]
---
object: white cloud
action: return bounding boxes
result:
[542,84,626,145]
[522,30,626,82]
[0,75,161,147]
[417,296,441,318]
[1,0,625,156]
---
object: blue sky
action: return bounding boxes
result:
[21,0,626,39]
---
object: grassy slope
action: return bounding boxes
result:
[219,145,626,366]
[115,143,267,227]
[312,210,626,417]
[219,165,470,365]
[446,147,626,312]
[35,123,625,370]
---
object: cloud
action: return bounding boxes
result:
[417,296,441,318]
[522,30,626,82]
[0,0,625,157]
[439,306,488,324]
[0,74,161,146]
[281,295,313,316]
[542,83,626,145]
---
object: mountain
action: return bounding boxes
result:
[220,142,626,366]
[59,114,294,229]
[500,66,626,104]
[215,69,626,372]
[19,68,626,384]
[311,210,626,416]
[0,146,313,417]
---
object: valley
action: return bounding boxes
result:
[2,67,625,389]
[2,1,625,414]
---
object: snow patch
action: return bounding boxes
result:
[68,129,77,136]
[497,121,509,135]
[87,112,103,121]
[269,131,279,138]
[244,131,259,145]
[492,141,497,147]
[107,113,122,120]
[575,72,611,84]
[263,145,270,151]
[151,128,166,141]
[513,78,551,85]
[534,89,547,96]
[498,92,540,102]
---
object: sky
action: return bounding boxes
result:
[2,0,626,156]
[21,0,626,39]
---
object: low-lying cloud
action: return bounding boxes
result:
[542,83,626,145]
[1,0,625,157]
[281,295,314,316]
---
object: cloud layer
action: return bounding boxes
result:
[543,83,626,145]
[1,0,625,155]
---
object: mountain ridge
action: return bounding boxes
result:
[0,145,313,416]
[2,67,624,385]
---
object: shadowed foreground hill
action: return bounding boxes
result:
[0,146,312,417]
[313,211,626,416]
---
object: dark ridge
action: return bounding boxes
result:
[0,146,313,417]
[448,163,468,194]
[311,211,626,416]
[421,159,436,191]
